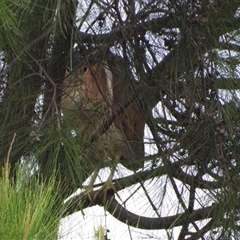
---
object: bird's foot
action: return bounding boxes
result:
[88,179,120,207]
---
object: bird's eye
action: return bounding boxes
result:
[82,66,88,73]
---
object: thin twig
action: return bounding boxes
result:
[0,26,53,79]
[140,181,161,218]
[126,219,133,240]
[26,53,61,129]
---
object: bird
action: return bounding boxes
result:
[61,52,145,205]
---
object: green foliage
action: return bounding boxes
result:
[0,162,64,240]
[1,0,240,239]
[0,0,22,51]
[93,225,106,240]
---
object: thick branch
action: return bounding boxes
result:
[65,191,216,230]
[106,196,216,230]
[75,13,180,45]
[64,161,219,218]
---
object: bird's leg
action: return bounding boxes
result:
[92,162,121,206]
[77,167,101,216]
[87,165,101,203]
[86,153,122,206]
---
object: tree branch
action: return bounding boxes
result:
[64,191,217,230]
